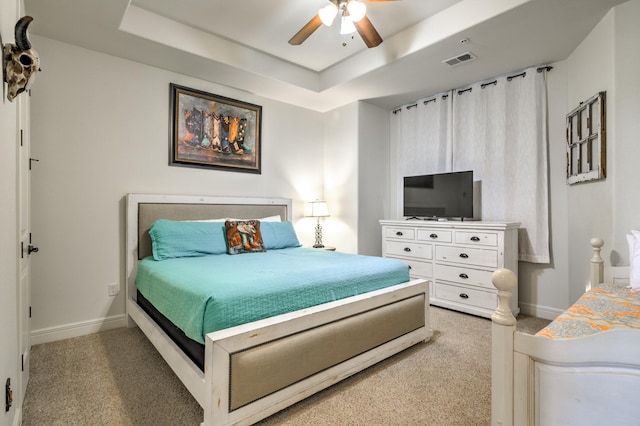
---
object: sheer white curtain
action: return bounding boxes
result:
[391,93,452,218]
[392,66,550,263]
[393,93,452,178]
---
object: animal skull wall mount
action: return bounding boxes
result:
[3,16,41,102]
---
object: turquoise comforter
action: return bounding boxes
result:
[135,247,410,344]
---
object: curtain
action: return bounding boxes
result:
[393,66,550,263]
[393,93,452,178]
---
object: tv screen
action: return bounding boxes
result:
[403,171,474,219]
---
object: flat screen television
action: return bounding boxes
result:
[403,171,474,220]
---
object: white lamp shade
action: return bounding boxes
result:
[347,1,367,22]
[308,201,330,217]
[319,3,338,26]
[340,15,356,35]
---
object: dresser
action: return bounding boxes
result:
[380,220,519,318]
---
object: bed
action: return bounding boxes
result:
[490,237,640,426]
[125,193,432,425]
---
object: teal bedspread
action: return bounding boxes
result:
[135,248,410,344]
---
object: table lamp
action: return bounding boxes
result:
[307,201,330,248]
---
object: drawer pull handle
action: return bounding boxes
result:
[396,231,403,236]
[459,273,469,279]
[429,233,438,239]
[459,253,469,259]
[470,236,480,242]
[459,293,469,299]
[404,247,412,252]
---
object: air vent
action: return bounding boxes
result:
[442,51,477,67]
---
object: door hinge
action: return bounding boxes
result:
[20,242,23,259]
[29,306,32,318]
[20,129,23,147]
[29,158,39,170]
[21,355,24,372]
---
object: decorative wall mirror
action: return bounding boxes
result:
[566,91,606,185]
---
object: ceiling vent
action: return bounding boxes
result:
[442,51,477,67]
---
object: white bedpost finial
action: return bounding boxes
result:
[590,237,604,287]
[491,268,517,326]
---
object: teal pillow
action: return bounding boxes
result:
[260,221,302,250]
[149,219,227,260]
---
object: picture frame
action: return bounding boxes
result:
[565,91,606,185]
[169,83,262,174]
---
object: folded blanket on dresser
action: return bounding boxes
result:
[136,247,410,344]
[536,285,640,339]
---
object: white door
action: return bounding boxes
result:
[17,90,34,403]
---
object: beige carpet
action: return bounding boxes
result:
[22,307,549,426]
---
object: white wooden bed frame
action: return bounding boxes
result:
[125,193,432,425]
[491,238,640,426]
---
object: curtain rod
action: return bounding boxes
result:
[392,65,554,111]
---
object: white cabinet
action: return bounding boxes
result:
[380,220,519,318]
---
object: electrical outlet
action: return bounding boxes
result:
[5,378,12,412]
[107,282,119,296]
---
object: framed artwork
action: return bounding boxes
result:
[566,91,606,185]
[169,83,262,174]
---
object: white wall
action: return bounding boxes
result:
[565,8,616,303]
[29,36,326,341]
[358,101,390,257]
[612,0,640,265]
[323,103,359,253]
[561,1,640,303]
[322,100,390,256]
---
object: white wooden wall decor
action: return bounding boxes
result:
[566,91,606,184]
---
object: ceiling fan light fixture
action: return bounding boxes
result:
[319,3,338,26]
[347,1,366,22]
[340,15,356,35]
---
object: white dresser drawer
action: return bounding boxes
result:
[384,227,416,240]
[434,282,496,311]
[435,245,498,268]
[406,259,433,278]
[390,257,433,278]
[417,229,452,243]
[434,264,493,289]
[385,241,432,260]
[455,231,498,246]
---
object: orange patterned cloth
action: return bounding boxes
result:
[536,285,640,339]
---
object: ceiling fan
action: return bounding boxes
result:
[289,0,397,48]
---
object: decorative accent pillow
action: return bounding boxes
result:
[225,220,266,254]
[627,230,640,290]
[149,219,227,260]
[260,221,302,250]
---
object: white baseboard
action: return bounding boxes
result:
[518,301,563,320]
[12,408,22,426]
[31,314,128,346]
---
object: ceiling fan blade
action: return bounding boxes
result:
[288,14,322,45]
[354,16,383,48]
